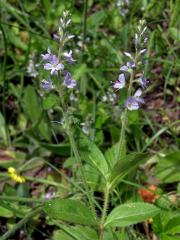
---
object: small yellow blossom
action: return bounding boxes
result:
[8,167,16,174]
[8,167,25,183]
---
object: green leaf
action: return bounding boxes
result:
[160,233,180,240]
[0,205,13,218]
[164,215,180,235]
[44,199,97,226]
[0,112,8,145]
[84,164,103,191]
[169,28,180,42]
[53,231,74,240]
[105,140,126,170]
[23,85,42,122]
[23,85,51,140]
[87,10,106,30]
[108,153,148,189]
[156,151,180,183]
[39,143,70,156]
[105,202,160,227]
[53,226,98,240]
[78,133,109,180]
[43,94,59,110]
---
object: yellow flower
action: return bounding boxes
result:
[8,167,16,174]
[8,167,25,183]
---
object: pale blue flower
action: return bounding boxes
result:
[64,50,75,64]
[125,96,139,110]
[113,73,126,89]
[120,65,129,71]
[127,61,136,68]
[41,79,54,90]
[64,72,76,88]
[138,77,149,89]
[125,89,144,110]
[44,55,64,75]
[134,88,144,103]
[41,48,53,61]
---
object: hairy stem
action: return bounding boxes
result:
[99,187,110,240]
[57,85,96,218]
[68,130,97,218]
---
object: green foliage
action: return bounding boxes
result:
[152,211,180,239]
[0,0,179,239]
[108,153,148,189]
[53,226,98,240]
[105,202,160,227]
[44,199,98,226]
[78,132,109,181]
[156,151,180,183]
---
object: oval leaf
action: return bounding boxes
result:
[78,133,109,180]
[44,199,97,226]
[105,202,160,227]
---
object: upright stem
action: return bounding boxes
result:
[116,70,134,162]
[99,187,110,240]
[68,130,96,218]
[57,85,96,218]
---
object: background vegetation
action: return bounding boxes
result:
[0,0,179,239]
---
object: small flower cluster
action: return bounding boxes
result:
[41,11,76,90]
[101,89,117,105]
[8,167,25,183]
[113,20,149,111]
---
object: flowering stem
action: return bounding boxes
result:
[57,84,96,218]
[116,70,134,162]
[68,129,97,218]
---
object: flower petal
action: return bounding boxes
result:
[120,65,128,71]
[134,88,142,97]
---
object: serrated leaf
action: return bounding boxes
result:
[105,140,126,170]
[108,153,148,189]
[44,199,97,226]
[105,202,160,227]
[78,133,109,181]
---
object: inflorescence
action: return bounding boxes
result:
[41,11,77,90]
[113,20,149,111]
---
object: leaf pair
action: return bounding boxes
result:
[78,132,148,189]
[44,199,160,229]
